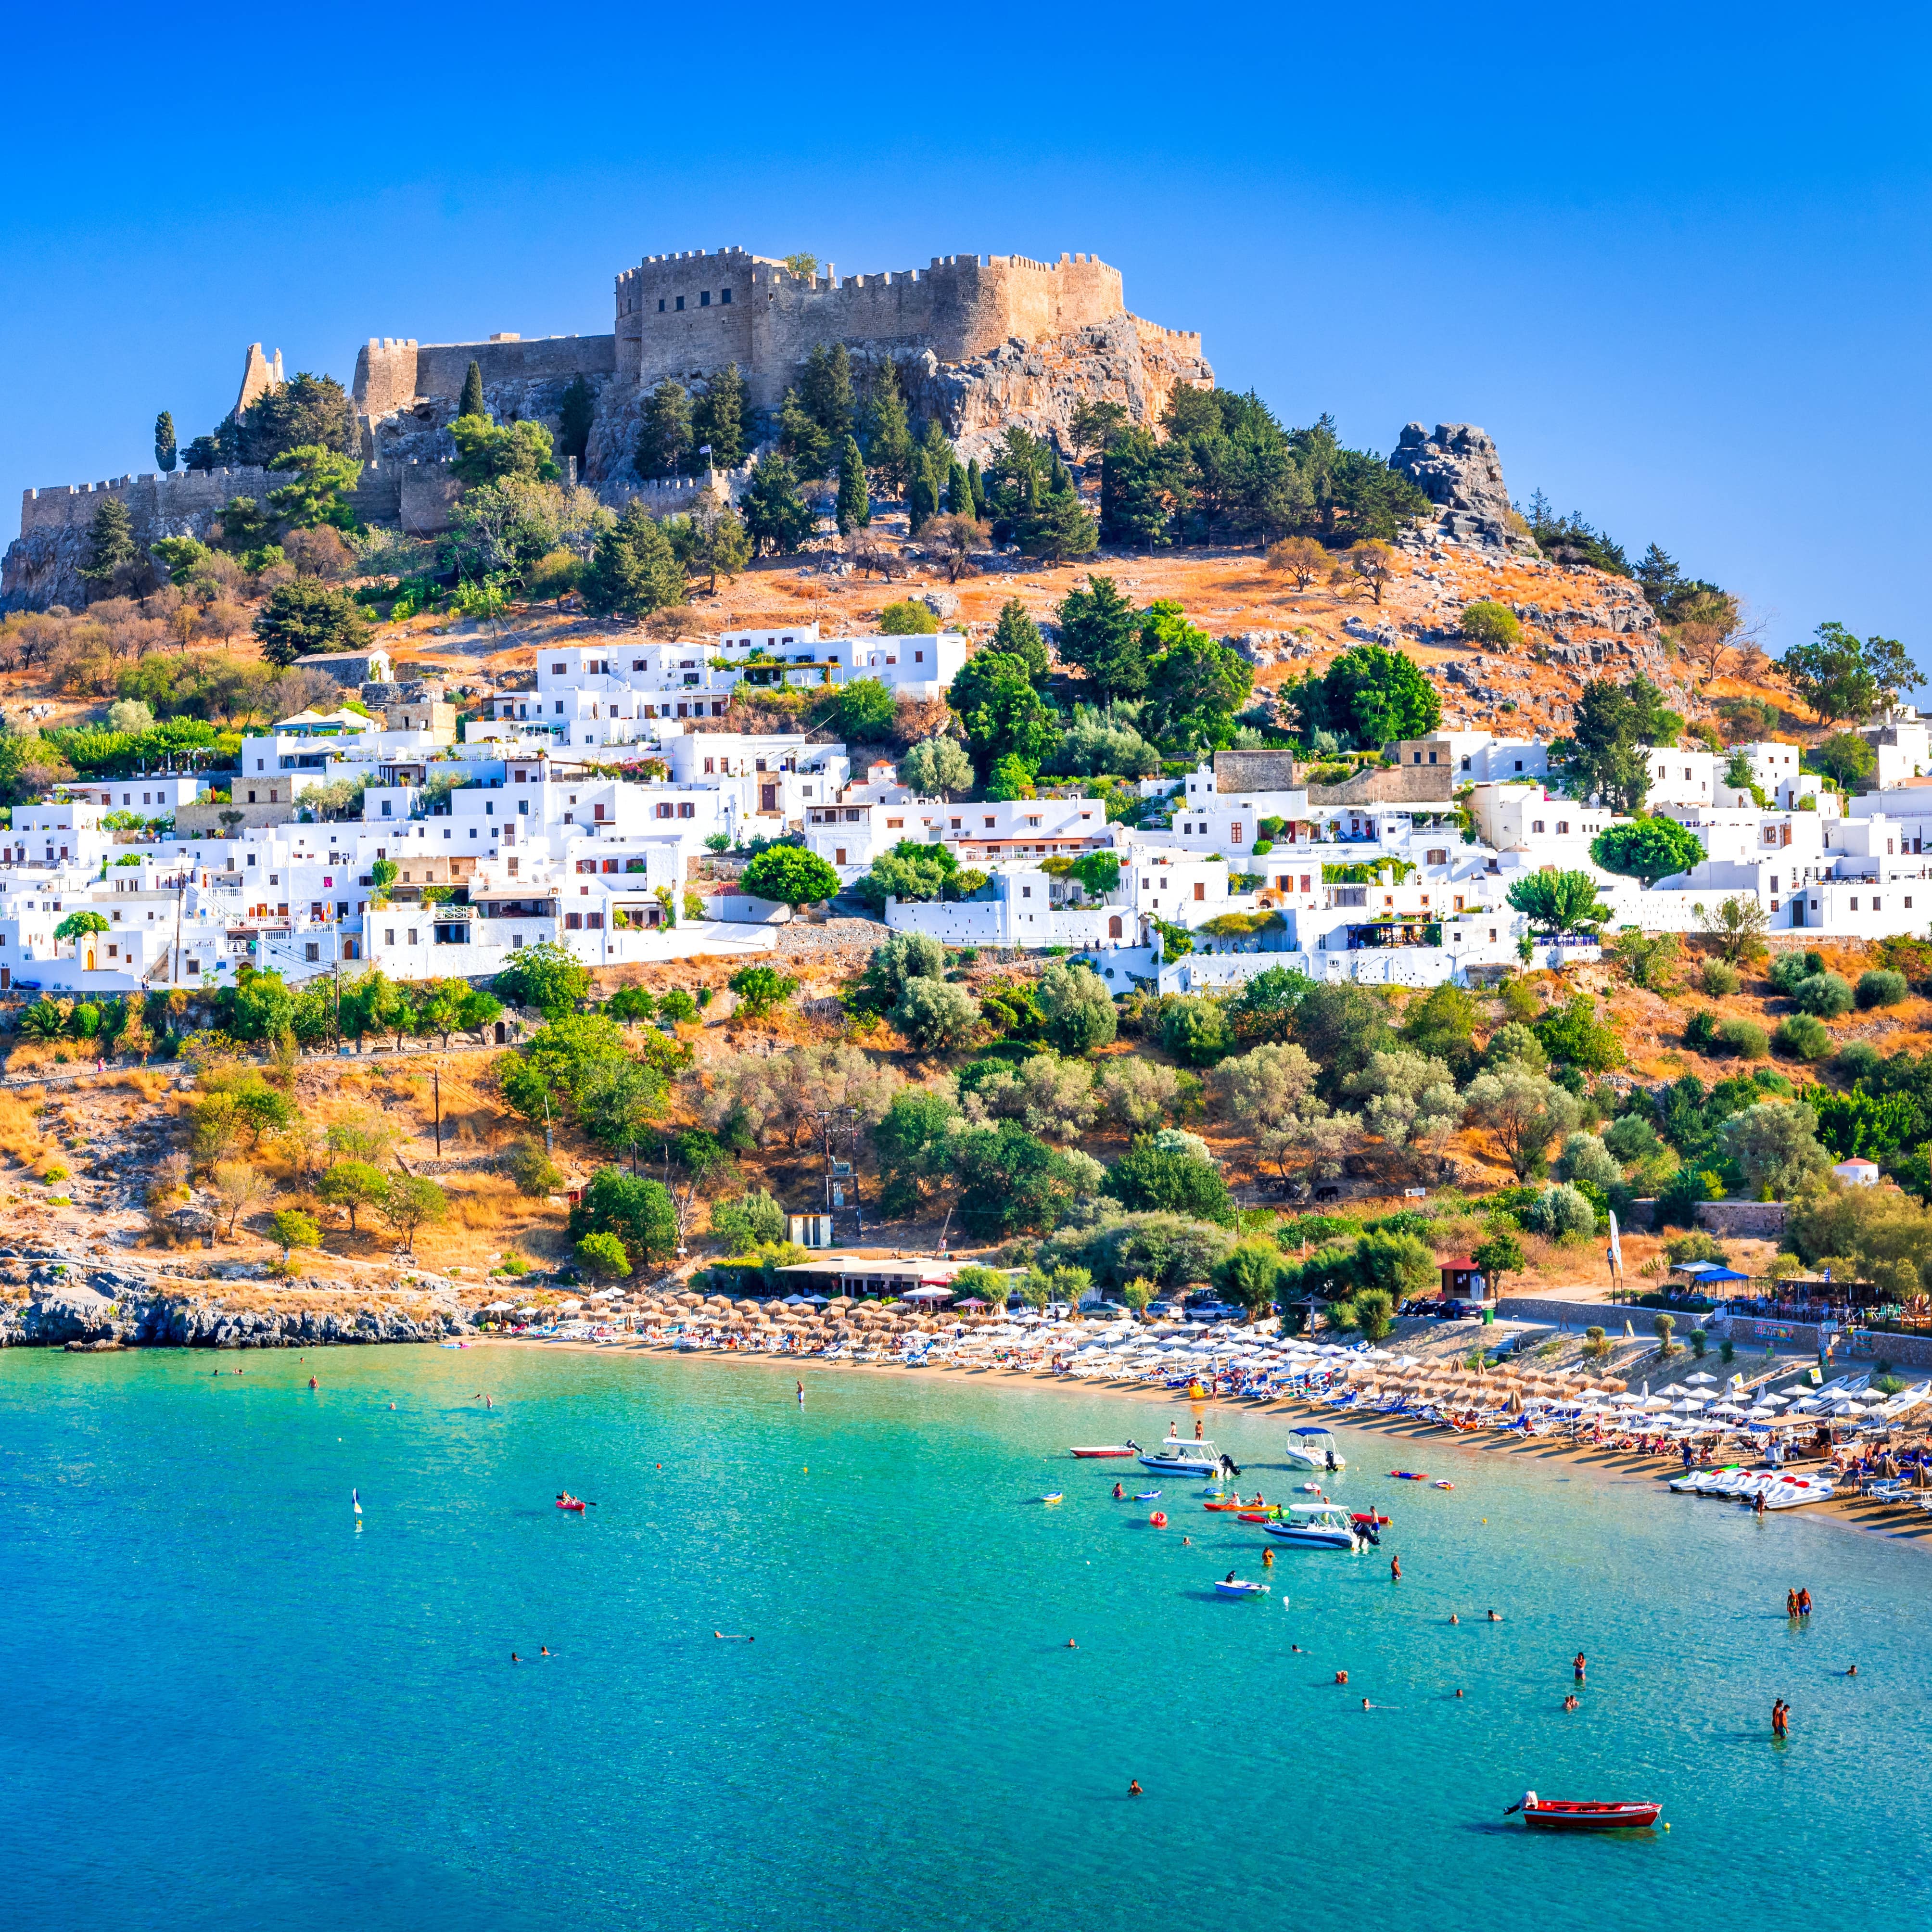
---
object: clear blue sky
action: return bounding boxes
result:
[6,2,1927,675]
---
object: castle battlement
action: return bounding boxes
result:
[611,245,1132,409]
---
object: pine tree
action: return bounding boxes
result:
[581,501,686,618]
[836,436,871,535]
[990,599,1050,679]
[948,460,973,519]
[777,387,831,477]
[966,457,986,520]
[692,364,747,468]
[154,411,177,473]
[700,508,752,589]
[636,380,693,480]
[800,343,854,443]
[741,454,815,555]
[78,496,139,595]
[459,360,487,421]
[863,359,914,499]
[908,452,940,536]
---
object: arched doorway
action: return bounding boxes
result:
[1107,915,1123,940]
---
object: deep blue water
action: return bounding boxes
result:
[2,1345,1929,1932]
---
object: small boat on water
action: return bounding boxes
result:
[1506,1791,1661,1832]
[1139,1438,1229,1478]
[1215,1577,1269,1597]
[1283,1427,1345,1472]
[1763,1473,1835,1509]
[1069,1443,1140,1459]
[1041,1492,1065,1504]
[556,1496,585,1513]
[1262,1503,1361,1550]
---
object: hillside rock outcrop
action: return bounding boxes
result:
[0,1262,474,1349]
[1389,422,1536,554]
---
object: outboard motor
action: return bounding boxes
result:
[1360,1518,1381,1547]
[1325,1449,1338,1473]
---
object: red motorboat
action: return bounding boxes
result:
[1507,1791,1660,1832]
[1069,1443,1140,1458]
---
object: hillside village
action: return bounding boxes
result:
[1,239,1930,1359]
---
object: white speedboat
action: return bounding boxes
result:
[1283,1427,1346,1473]
[1139,1438,1226,1478]
[1262,1503,1360,1550]
[1215,1577,1270,1597]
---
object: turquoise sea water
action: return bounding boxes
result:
[3,1345,1930,1932]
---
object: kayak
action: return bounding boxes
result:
[1202,1500,1260,1513]
[1509,1794,1661,1832]
[1134,1490,1162,1500]
[1350,1511,1392,1528]
[556,1499,585,1513]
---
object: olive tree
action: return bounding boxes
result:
[1462,1068,1583,1180]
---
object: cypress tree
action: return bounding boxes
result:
[458,360,487,421]
[836,436,871,535]
[966,457,986,520]
[908,452,940,536]
[557,377,595,467]
[636,380,692,480]
[582,501,686,618]
[154,411,177,473]
[948,460,974,520]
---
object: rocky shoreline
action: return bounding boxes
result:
[0,1258,475,1351]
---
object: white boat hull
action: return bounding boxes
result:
[1262,1523,1358,1549]
[1138,1455,1220,1477]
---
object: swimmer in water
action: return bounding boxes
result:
[1335,1669,1348,1685]
[1361,1698,1372,1711]
[1563,1694,1578,1712]
[1787,1588,1799,1617]
[1262,1548,1274,1568]
[1067,1639,1078,1649]
[1128,1780,1143,1796]
[1390,1555,1401,1582]
[1454,1689,1464,1699]
[540,1646,550,1656]
[511,1653,521,1665]
[1487,1610,1500,1622]
[1113,1482,1124,1499]
[1449,1614,1460,1625]
[1574,1652,1587,1684]
[308,1376,318,1389]
[1847,1664,1858,1677]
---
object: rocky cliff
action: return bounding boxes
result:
[0,1260,474,1349]
[1388,421,1536,554]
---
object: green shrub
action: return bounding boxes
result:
[1698,959,1741,996]
[1460,599,1523,647]
[877,599,940,634]
[1715,1016,1769,1059]
[506,1137,563,1196]
[1774,1013,1832,1060]
[1856,969,1908,1009]
[1793,972,1854,1017]
[1769,950,1828,995]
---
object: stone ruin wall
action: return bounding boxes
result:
[613,247,1135,411]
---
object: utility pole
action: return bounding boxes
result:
[433,1066,442,1159]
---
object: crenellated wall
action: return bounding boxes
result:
[613,247,1137,409]
[353,331,616,414]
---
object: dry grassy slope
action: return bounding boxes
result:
[380,533,1805,749]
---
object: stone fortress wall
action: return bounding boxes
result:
[612,247,1154,410]
[353,331,617,418]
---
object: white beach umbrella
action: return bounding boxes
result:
[483,1300,513,1312]
[1685,1372,1719,1386]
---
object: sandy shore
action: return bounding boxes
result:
[470,1334,1932,1553]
